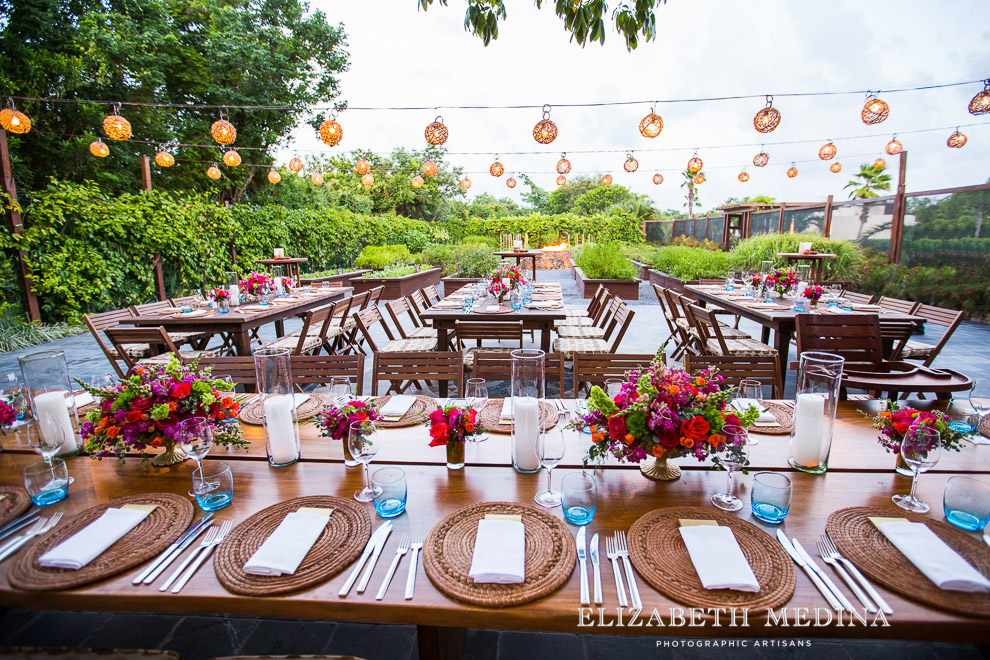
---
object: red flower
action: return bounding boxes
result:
[656,429,680,450]
[131,396,152,410]
[172,383,191,398]
[153,413,179,431]
[680,415,710,443]
[429,423,449,447]
[608,415,627,442]
[125,410,145,424]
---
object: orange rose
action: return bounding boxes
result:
[666,385,680,395]
[231,401,241,413]
[680,436,694,448]
[465,422,475,433]
[106,426,120,438]
[708,433,726,448]
[651,445,666,458]
[221,397,233,408]
[695,377,706,387]
[96,417,108,431]
[168,401,177,412]
[151,437,162,448]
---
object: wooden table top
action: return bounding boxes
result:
[494,250,543,257]
[841,366,973,394]
[420,285,566,322]
[129,289,350,328]
[257,258,309,265]
[777,253,837,259]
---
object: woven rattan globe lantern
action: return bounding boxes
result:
[947,128,967,148]
[0,105,31,134]
[361,173,374,187]
[738,171,749,182]
[623,153,639,172]
[211,113,236,145]
[556,175,566,186]
[600,174,612,185]
[873,158,886,170]
[154,150,175,167]
[818,142,837,160]
[687,152,703,174]
[753,150,769,167]
[89,139,109,158]
[885,136,903,155]
[103,105,131,141]
[222,149,241,167]
[411,175,424,188]
[861,93,889,124]
[753,96,781,133]
[319,116,343,146]
[310,172,324,186]
[533,105,557,144]
[639,107,663,138]
[556,154,571,174]
[422,160,439,178]
[652,173,663,185]
[460,177,471,189]
[693,173,705,184]
[786,164,798,178]
[969,80,990,115]
[506,177,517,189]
[268,169,281,184]
[288,157,303,173]
[490,156,504,177]
[207,164,222,180]
[355,159,371,175]
[425,116,448,145]
[830,162,842,173]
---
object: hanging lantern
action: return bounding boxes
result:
[556,175,566,186]
[154,149,175,167]
[102,104,131,141]
[411,175,424,188]
[969,79,990,115]
[319,115,343,146]
[639,105,663,138]
[355,158,371,175]
[361,173,374,187]
[738,171,749,182]
[947,127,967,148]
[830,162,842,173]
[89,139,109,158]
[211,112,236,145]
[885,136,903,155]
[873,158,886,170]
[489,156,504,177]
[556,153,571,174]
[460,177,471,189]
[753,95,781,133]
[786,164,798,178]
[310,172,324,186]
[268,169,281,184]
[222,149,241,167]
[506,177,517,189]
[0,102,31,134]
[207,163,222,180]
[861,92,889,124]
[422,160,439,177]
[532,104,557,144]
[652,173,663,185]
[623,153,639,172]
[693,173,705,184]
[753,149,769,167]
[288,157,304,173]
[818,141,837,160]
[600,174,612,185]
[424,116,448,145]
[687,152,703,174]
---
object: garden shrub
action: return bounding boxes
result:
[420,244,498,277]
[354,245,413,270]
[729,233,862,279]
[574,243,638,280]
[650,246,737,281]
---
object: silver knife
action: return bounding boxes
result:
[984,532,990,549]
[134,513,214,585]
[339,521,392,597]
[793,538,854,611]
[576,526,590,606]
[356,523,392,593]
[0,512,41,542]
[777,530,842,611]
[590,533,602,605]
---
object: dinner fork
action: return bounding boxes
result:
[170,520,232,594]
[605,536,628,607]
[159,524,218,592]
[0,512,62,563]
[614,531,642,611]
[821,533,892,615]
[404,532,424,600]
[815,537,876,613]
[376,533,410,600]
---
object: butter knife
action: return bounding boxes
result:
[135,513,214,585]
[777,530,842,611]
[576,526,590,606]
[589,533,602,605]
[339,521,391,597]
[793,538,854,611]
[356,523,392,593]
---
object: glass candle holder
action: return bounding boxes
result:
[788,352,844,474]
[18,350,81,457]
[510,349,545,474]
[253,347,300,466]
[226,271,240,307]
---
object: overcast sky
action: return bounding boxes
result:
[284,0,990,212]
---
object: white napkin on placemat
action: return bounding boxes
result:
[73,392,95,409]
[679,525,760,592]
[878,521,990,592]
[380,395,416,419]
[243,510,331,576]
[484,305,500,313]
[731,399,775,423]
[468,518,526,584]
[173,309,209,318]
[291,393,310,410]
[39,508,151,570]
[499,397,513,422]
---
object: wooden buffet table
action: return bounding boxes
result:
[776,252,836,282]
[257,257,309,284]
[494,250,542,281]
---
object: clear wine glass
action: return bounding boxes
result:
[465,378,489,442]
[177,417,215,497]
[330,376,351,405]
[736,379,763,446]
[966,379,990,445]
[711,425,750,511]
[893,426,942,512]
[534,427,566,508]
[348,419,382,502]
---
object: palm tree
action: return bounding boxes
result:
[844,164,892,240]
[680,169,702,219]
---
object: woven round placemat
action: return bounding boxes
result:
[627,506,796,612]
[423,501,575,608]
[472,306,514,314]
[8,493,193,592]
[476,399,559,435]
[826,506,990,618]
[372,395,434,428]
[749,401,794,436]
[0,486,31,528]
[213,495,371,596]
[981,414,989,439]
[238,394,329,425]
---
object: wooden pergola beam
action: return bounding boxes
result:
[0,129,41,322]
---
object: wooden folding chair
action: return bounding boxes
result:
[877,296,921,316]
[455,320,524,371]
[84,308,143,378]
[684,354,784,399]
[900,304,967,367]
[554,304,635,359]
[385,298,436,340]
[104,326,219,371]
[256,303,335,355]
[470,350,568,397]
[795,313,884,370]
[557,285,608,327]
[688,304,777,358]
[353,306,434,354]
[134,300,218,353]
[199,354,365,394]
[572,353,658,395]
[555,297,621,339]
[839,290,877,305]
[372,351,464,395]
[423,285,442,305]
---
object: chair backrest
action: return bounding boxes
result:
[169,294,199,306]
[104,326,177,369]
[652,284,679,332]
[348,290,371,312]
[684,354,784,399]
[591,291,617,327]
[687,303,729,355]
[199,355,365,393]
[290,303,335,354]
[878,320,917,361]
[423,285,442,305]
[353,305,396,354]
[131,300,175,315]
[372,351,464,396]
[795,313,884,370]
[384,298,420,339]
[877,296,920,315]
[841,291,876,305]
[585,285,608,318]
[455,320,524,348]
[365,285,385,309]
[471,351,567,396]
[84,309,138,377]
[407,289,430,319]
[604,304,635,352]
[909,303,966,366]
[572,353,657,395]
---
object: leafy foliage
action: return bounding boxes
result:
[729,233,863,280]
[420,245,499,277]
[355,265,420,279]
[354,245,413,270]
[447,211,643,244]
[573,243,638,280]
[650,246,737,281]
[855,252,990,317]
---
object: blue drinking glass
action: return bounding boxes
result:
[23,458,69,506]
[839,299,853,311]
[372,467,407,518]
[523,291,533,305]
[943,475,990,531]
[193,462,233,511]
[751,471,791,524]
[510,292,522,312]
[561,472,597,525]
[793,299,807,313]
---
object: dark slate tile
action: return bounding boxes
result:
[497,630,586,660]
[239,617,336,657]
[462,629,499,660]
[756,639,849,660]
[0,609,45,644]
[585,633,674,660]
[841,639,940,660]
[325,621,417,660]
[156,614,260,660]
[2,611,111,647]
[77,612,181,650]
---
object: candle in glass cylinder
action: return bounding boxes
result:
[512,396,541,471]
[33,390,78,455]
[263,394,299,465]
[792,393,825,468]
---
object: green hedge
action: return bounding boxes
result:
[419,244,499,277]
[650,246,738,281]
[444,210,643,245]
[572,243,638,280]
[901,238,990,267]
[354,245,413,270]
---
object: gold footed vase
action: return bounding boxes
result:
[640,455,681,481]
[152,441,188,467]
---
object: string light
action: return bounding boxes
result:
[89,139,109,157]
[818,141,836,160]
[267,169,281,184]
[489,155,504,177]
[639,105,663,138]
[319,115,343,146]
[211,112,236,145]
[556,174,566,186]
[873,158,886,169]
[652,173,663,185]
[0,101,31,134]
[361,173,374,187]
[222,149,241,167]
[412,175,424,188]
[207,163,221,179]
[460,177,471,189]
[103,104,131,140]
[425,116,448,145]
[786,164,798,178]
[861,92,889,124]
[830,162,842,173]
[753,95,781,133]
[968,79,990,115]
[154,149,175,167]
[885,135,903,155]
[753,149,769,167]
[738,170,749,182]
[532,104,557,144]
[288,157,304,173]
[687,152,703,173]
[310,172,324,185]
[506,177,517,188]
[947,127,967,148]
[422,160,438,177]
[601,174,612,185]
[355,158,371,175]
[623,153,639,172]
[556,153,571,174]
[693,173,705,184]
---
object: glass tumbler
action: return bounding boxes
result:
[943,475,990,531]
[751,472,792,524]
[372,467,407,518]
[193,462,233,511]
[23,458,70,506]
[561,472,597,525]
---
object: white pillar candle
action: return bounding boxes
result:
[228,284,240,306]
[263,394,299,465]
[513,396,541,471]
[792,393,825,468]
[34,390,78,455]
[513,239,522,250]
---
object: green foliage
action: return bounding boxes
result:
[855,252,990,317]
[650,246,737,281]
[0,304,85,352]
[300,267,364,278]
[671,236,720,250]
[907,190,990,240]
[420,245,499,277]
[461,234,498,248]
[572,185,634,216]
[620,242,658,263]
[355,265,419,279]
[902,238,990,267]
[730,233,863,279]
[845,164,892,200]
[354,245,413,270]
[545,176,600,215]
[574,243,638,280]
[448,211,643,244]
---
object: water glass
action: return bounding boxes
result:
[523,290,533,305]
[193,462,233,511]
[839,298,853,312]
[793,298,807,313]
[23,458,69,506]
[372,467,407,518]
[751,472,792,524]
[893,426,941,513]
[510,291,522,312]
[738,378,763,401]
[966,379,990,446]
[712,425,750,512]
[724,273,735,292]
[462,294,474,312]
[605,378,624,398]
[465,378,489,441]
[534,427,565,508]
[763,287,774,303]
[27,416,66,462]
[177,416,215,496]
[943,476,990,531]
[330,376,351,404]
[561,472,597,525]
[181,300,194,313]
[322,280,331,289]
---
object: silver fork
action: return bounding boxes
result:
[0,512,62,563]
[605,536,628,608]
[404,532,424,600]
[159,524,218,592]
[816,538,876,613]
[376,533,410,600]
[615,531,642,611]
[821,533,892,615]
[170,520,232,594]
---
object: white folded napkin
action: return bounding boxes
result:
[500,397,513,422]
[380,395,416,419]
[878,521,990,593]
[243,510,331,576]
[485,305,500,312]
[292,393,310,410]
[732,399,775,423]
[173,309,209,318]
[468,518,526,584]
[39,508,151,570]
[73,392,95,408]
[679,525,760,592]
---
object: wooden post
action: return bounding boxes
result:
[823,195,834,237]
[704,214,710,241]
[777,202,786,234]
[0,130,41,321]
[140,156,167,301]
[641,218,647,241]
[888,151,908,264]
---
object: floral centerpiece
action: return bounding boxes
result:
[0,400,15,435]
[239,272,276,299]
[749,273,764,291]
[573,357,757,480]
[869,400,964,472]
[211,288,230,302]
[77,358,247,466]
[802,285,824,306]
[427,404,483,469]
[486,265,528,302]
[764,268,800,297]
[314,399,382,463]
